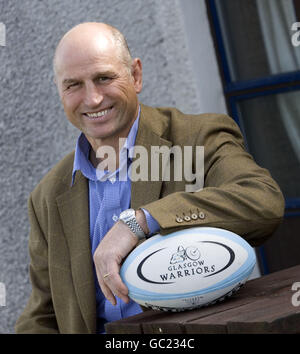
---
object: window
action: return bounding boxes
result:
[207,0,300,274]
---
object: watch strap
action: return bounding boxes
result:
[126,217,146,239]
[120,209,146,239]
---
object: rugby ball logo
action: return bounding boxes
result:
[137,242,235,285]
[120,227,256,311]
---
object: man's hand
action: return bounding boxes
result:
[93,209,149,305]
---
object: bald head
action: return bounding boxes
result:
[53,22,132,79]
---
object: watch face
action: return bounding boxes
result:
[121,209,134,219]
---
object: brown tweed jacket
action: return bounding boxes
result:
[15,104,284,333]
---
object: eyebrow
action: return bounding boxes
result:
[62,78,79,86]
[62,71,117,86]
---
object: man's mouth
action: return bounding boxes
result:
[84,107,112,119]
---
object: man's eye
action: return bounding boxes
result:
[68,83,79,89]
[65,83,79,90]
[98,76,111,82]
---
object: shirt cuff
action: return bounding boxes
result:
[141,208,160,236]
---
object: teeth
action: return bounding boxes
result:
[86,109,109,118]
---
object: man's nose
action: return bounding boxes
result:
[84,83,104,108]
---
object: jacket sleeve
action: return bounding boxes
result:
[142,115,285,247]
[15,195,59,334]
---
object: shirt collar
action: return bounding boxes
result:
[71,106,141,185]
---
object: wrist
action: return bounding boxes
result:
[119,208,148,240]
[135,209,150,235]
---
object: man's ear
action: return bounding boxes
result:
[131,58,143,94]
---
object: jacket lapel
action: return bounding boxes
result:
[56,171,96,334]
[131,107,172,209]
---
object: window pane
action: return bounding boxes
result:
[215,0,300,81]
[237,90,300,198]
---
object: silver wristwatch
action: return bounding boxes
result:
[119,208,146,240]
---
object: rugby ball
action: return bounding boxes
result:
[120,227,256,311]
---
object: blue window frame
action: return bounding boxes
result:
[206,0,300,274]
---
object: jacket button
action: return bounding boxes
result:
[176,217,183,223]
[199,212,205,219]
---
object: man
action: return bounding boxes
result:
[15,22,284,334]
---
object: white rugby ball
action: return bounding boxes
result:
[120,227,256,311]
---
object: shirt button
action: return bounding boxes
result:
[112,214,119,222]
[110,177,116,183]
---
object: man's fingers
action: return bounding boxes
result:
[101,281,117,306]
[95,263,130,305]
[95,267,117,306]
[93,220,139,305]
[103,272,130,304]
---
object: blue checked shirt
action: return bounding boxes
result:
[71,108,160,333]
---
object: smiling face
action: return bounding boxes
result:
[54,23,142,151]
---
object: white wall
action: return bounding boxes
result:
[178,0,227,114]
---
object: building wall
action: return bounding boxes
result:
[0,0,225,333]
